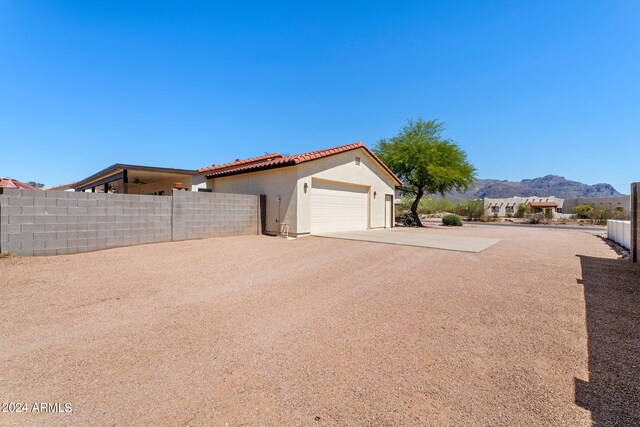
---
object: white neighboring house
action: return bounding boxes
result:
[484,196,566,217]
[196,142,402,236]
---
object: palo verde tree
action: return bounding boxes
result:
[375,118,476,226]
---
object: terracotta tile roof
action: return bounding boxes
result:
[0,177,40,190]
[198,142,402,185]
[198,152,284,174]
[45,182,76,191]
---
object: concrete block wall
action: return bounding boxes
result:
[632,183,638,263]
[0,188,172,256]
[0,188,261,256]
[172,190,259,240]
[607,220,631,250]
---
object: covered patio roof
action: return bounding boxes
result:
[73,164,198,193]
[529,201,558,208]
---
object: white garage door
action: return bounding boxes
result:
[310,180,369,233]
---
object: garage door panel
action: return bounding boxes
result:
[310,180,368,234]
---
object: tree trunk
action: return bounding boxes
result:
[411,188,424,227]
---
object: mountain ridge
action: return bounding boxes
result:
[444,175,625,201]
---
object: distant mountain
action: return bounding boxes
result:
[444,175,625,201]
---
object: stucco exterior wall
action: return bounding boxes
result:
[205,148,397,236]
[563,196,631,215]
[296,149,398,234]
[208,167,298,235]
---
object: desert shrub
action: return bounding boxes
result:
[527,212,545,224]
[416,197,455,215]
[505,212,513,218]
[544,210,554,220]
[573,204,594,219]
[398,213,417,227]
[492,213,499,220]
[514,203,530,218]
[454,199,485,221]
[592,208,630,224]
[395,196,456,216]
[442,214,463,226]
[395,196,413,215]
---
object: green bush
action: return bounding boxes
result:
[505,212,513,218]
[417,197,455,215]
[573,204,594,219]
[544,210,554,220]
[454,199,485,221]
[395,196,413,215]
[442,214,463,226]
[514,203,530,218]
[395,196,456,216]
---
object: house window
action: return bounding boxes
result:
[198,188,213,192]
[491,206,500,213]
[355,156,361,165]
[505,206,514,213]
[557,208,563,213]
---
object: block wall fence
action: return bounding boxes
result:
[632,182,639,263]
[607,220,631,250]
[0,188,263,256]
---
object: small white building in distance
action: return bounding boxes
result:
[484,196,565,216]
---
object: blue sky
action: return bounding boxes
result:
[1,1,638,193]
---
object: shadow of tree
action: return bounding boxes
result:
[575,255,640,425]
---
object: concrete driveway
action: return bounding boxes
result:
[313,227,501,252]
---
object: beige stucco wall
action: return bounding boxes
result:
[204,148,397,236]
[295,149,397,234]
[208,167,298,235]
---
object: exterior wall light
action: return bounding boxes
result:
[304,182,308,193]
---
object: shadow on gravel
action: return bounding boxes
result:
[575,255,640,425]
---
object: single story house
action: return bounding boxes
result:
[196,142,402,236]
[0,177,41,190]
[484,195,631,217]
[68,142,401,236]
[484,196,565,216]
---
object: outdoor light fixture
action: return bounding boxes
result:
[304,182,308,193]
[374,191,377,198]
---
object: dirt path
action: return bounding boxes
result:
[1,226,638,425]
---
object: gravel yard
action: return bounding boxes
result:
[1,226,638,425]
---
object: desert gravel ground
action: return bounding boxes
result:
[1,225,639,426]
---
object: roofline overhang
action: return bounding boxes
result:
[205,161,295,179]
[204,145,403,186]
[73,163,198,189]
